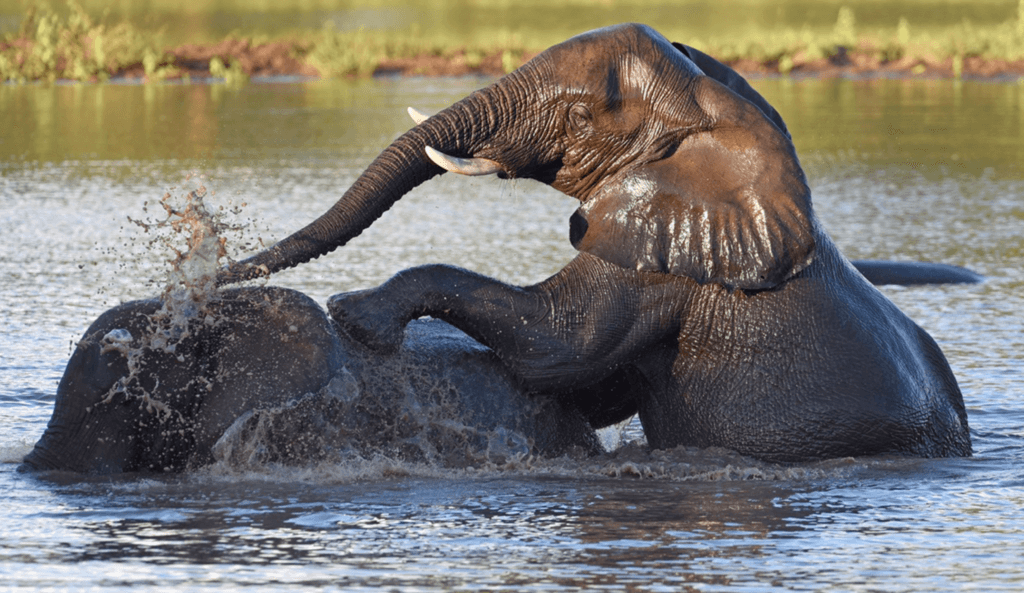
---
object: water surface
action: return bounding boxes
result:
[1,0,1018,45]
[2,76,1023,590]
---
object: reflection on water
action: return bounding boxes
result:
[9,458,1023,590]
[0,77,457,166]
[775,78,1024,179]
[0,0,1017,47]
[2,75,1024,590]
[13,474,819,589]
[5,76,1022,175]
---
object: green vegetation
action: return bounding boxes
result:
[2,1,1024,83]
[208,55,246,86]
[304,22,532,77]
[687,0,1024,77]
[0,2,176,82]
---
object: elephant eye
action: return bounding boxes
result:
[568,104,593,135]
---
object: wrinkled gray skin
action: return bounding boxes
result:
[22,287,598,474]
[221,24,971,462]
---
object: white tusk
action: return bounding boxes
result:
[424,146,504,176]
[407,107,429,125]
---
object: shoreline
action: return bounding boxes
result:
[4,3,1024,84]
[12,39,1024,84]
[102,43,1024,83]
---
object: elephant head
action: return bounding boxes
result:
[21,299,191,473]
[22,288,346,474]
[220,23,814,291]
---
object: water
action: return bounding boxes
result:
[2,75,1024,590]
[1,0,1018,46]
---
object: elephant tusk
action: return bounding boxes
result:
[424,146,504,176]
[407,107,430,125]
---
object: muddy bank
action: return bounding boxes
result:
[113,40,535,80]
[4,1,1024,83]
[4,32,1023,82]
[113,39,1024,82]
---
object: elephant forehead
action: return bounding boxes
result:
[614,53,659,101]
[545,24,702,89]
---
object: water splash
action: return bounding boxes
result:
[207,404,861,483]
[149,181,263,319]
[206,356,855,484]
[159,188,227,314]
[94,184,244,421]
[209,358,555,474]
[127,184,242,347]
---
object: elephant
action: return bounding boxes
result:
[218,24,971,462]
[21,286,599,474]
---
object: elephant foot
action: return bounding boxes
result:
[327,289,407,354]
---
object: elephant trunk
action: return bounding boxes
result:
[218,76,523,285]
[21,431,63,471]
[22,406,130,473]
[22,319,147,474]
[22,377,91,472]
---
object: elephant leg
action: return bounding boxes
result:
[328,253,685,397]
[559,363,650,427]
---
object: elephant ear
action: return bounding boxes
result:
[569,77,815,290]
[672,42,791,139]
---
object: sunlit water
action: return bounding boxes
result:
[2,76,1023,590]
[0,0,1018,47]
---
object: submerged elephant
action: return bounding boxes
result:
[22,287,599,474]
[220,24,971,462]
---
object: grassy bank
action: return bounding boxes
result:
[2,1,1024,83]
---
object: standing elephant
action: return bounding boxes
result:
[22,287,598,474]
[220,24,971,462]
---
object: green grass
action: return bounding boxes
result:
[687,2,1024,72]
[0,2,175,82]
[2,1,1024,83]
[304,22,536,78]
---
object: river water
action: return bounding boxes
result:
[2,75,1023,590]
[1,0,1018,48]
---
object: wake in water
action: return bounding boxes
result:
[207,402,865,483]
[211,356,566,473]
